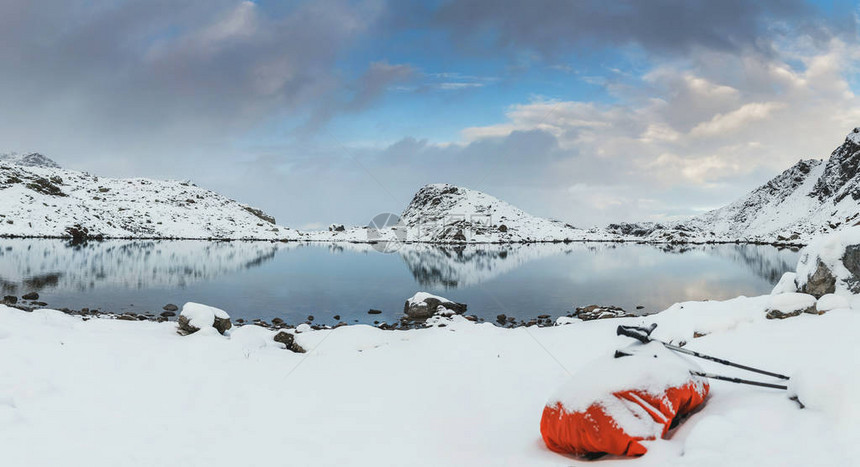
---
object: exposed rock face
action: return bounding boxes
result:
[810,129,860,203]
[573,305,630,321]
[796,227,860,297]
[242,206,276,225]
[799,259,837,298]
[403,292,467,319]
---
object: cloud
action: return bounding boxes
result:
[431,0,836,58]
[433,39,860,225]
[0,0,386,172]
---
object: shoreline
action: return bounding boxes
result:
[0,234,809,248]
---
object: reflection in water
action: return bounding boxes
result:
[0,239,279,294]
[397,243,573,289]
[0,239,801,321]
[396,242,800,291]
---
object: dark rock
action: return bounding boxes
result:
[765,294,817,320]
[32,301,48,307]
[22,292,39,300]
[636,305,644,310]
[573,305,630,321]
[273,331,306,353]
[368,309,382,315]
[333,315,341,321]
[162,304,179,312]
[177,314,232,336]
[272,317,284,325]
[496,314,507,324]
[3,295,17,304]
[537,314,550,319]
[160,311,176,317]
[306,315,314,322]
[243,206,276,224]
[403,294,467,319]
[799,259,837,298]
[498,224,508,233]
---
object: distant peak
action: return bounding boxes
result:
[0,152,61,168]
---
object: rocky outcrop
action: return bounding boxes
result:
[573,305,631,321]
[403,292,467,319]
[273,331,306,353]
[177,302,232,335]
[796,227,860,297]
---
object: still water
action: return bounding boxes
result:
[0,239,800,324]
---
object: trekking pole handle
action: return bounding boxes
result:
[616,325,653,344]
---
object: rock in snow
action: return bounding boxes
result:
[765,293,817,319]
[403,291,467,319]
[177,302,232,335]
[573,305,631,321]
[796,226,860,297]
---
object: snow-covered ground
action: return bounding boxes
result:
[0,291,856,465]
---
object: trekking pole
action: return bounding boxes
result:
[616,324,790,381]
[691,372,787,390]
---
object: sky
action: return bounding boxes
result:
[2,0,860,229]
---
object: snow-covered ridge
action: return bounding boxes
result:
[0,157,297,240]
[308,183,613,243]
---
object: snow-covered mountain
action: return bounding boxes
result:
[687,128,860,243]
[607,128,860,245]
[0,152,61,168]
[0,154,297,240]
[308,183,612,243]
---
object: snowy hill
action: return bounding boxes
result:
[308,183,611,243]
[0,154,296,240]
[0,152,61,168]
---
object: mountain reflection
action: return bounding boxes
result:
[0,239,279,294]
[396,242,801,290]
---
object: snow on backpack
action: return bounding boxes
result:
[540,341,709,457]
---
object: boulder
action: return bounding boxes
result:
[176,302,232,335]
[765,293,817,319]
[403,292,467,319]
[21,292,39,300]
[3,295,17,304]
[573,305,630,321]
[163,303,179,312]
[273,331,306,353]
[796,228,860,297]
